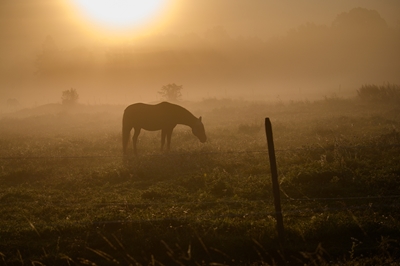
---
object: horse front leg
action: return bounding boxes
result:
[132,128,141,155]
[161,129,167,151]
[166,128,174,152]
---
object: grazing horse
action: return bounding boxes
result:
[122,102,206,155]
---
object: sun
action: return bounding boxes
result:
[70,0,170,31]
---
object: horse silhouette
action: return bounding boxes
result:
[122,102,206,155]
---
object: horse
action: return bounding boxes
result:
[122,102,206,155]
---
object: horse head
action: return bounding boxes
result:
[192,117,207,143]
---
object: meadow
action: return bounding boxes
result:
[0,95,399,265]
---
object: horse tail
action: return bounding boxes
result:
[122,111,131,155]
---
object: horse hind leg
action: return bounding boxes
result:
[161,128,173,152]
[132,128,141,155]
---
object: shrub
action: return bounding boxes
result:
[61,88,79,105]
[357,83,400,103]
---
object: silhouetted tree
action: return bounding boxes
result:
[332,8,388,33]
[35,36,94,77]
[35,35,60,76]
[158,83,183,102]
[205,26,230,40]
[6,98,19,108]
[62,88,79,105]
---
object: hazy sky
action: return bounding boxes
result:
[1,0,399,63]
[1,0,399,104]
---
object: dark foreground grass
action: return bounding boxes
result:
[0,98,400,265]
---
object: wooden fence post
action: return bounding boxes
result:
[265,118,285,244]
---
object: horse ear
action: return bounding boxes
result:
[199,116,202,122]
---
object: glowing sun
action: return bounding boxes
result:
[71,0,169,30]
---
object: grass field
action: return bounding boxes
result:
[1,96,400,265]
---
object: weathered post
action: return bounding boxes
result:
[265,118,285,244]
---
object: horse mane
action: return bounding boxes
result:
[159,102,198,127]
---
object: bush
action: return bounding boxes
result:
[61,88,79,105]
[357,83,400,103]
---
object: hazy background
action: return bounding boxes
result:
[1,0,400,107]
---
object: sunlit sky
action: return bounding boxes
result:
[1,0,399,49]
[70,0,169,29]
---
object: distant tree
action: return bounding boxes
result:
[158,83,183,102]
[205,26,230,41]
[35,35,60,76]
[6,98,19,107]
[35,36,93,77]
[61,88,79,105]
[332,8,388,32]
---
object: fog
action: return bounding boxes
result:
[1,1,400,108]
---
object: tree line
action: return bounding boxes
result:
[35,8,400,85]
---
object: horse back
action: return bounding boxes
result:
[123,102,181,131]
